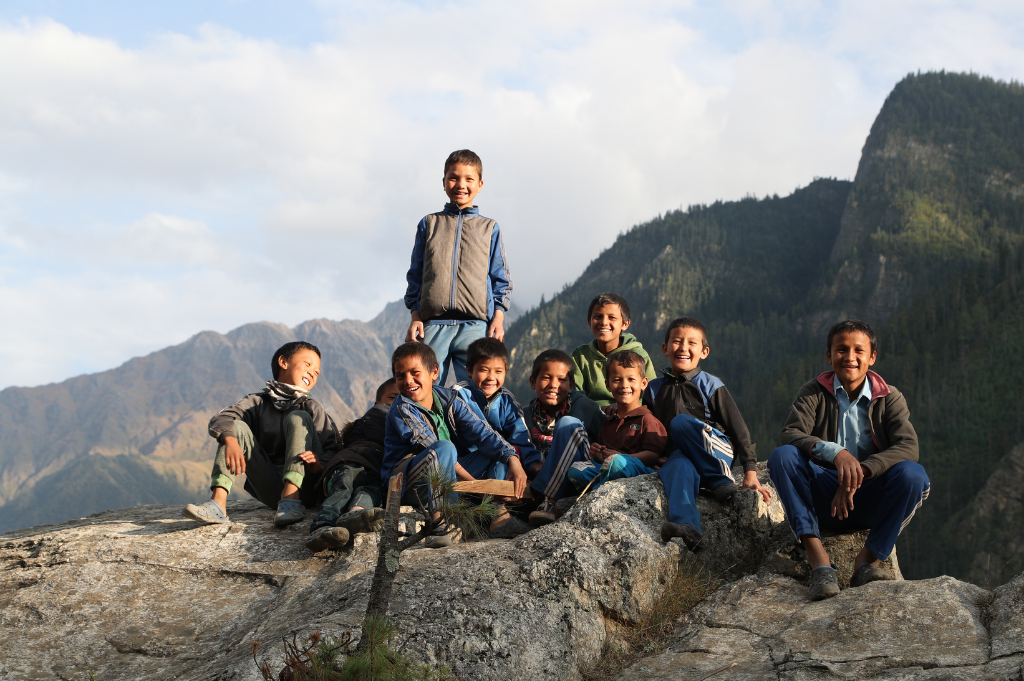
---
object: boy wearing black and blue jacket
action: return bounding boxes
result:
[383,342,528,547]
[643,317,771,550]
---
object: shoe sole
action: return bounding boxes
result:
[336,508,385,535]
[306,527,350,552]
[810,584,841,600]
[274,513,304,528]
[528,512,556,527]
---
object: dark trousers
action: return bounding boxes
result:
[309,462,383,532]
[658,414,736,532]
[767,445,930,560]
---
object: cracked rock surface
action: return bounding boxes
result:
[620,572,1024,680]
[0,474,679,680]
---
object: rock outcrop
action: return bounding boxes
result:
[2,471,1021,681]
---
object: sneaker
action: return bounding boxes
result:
[182,500,230,525]
[529,500,557,526]
[809,565,840,600]
[660,521,703,551]
[274,499,305,528]
[305,526,350,552]
[850,563,894,587]
[713,481,741,503]
[335,507,385,535]
[424,522,453,549]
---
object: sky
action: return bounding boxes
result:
[0,0,1022,390]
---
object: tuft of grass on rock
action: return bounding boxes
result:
[581,557,718,681]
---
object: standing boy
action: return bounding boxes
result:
[383,342,528,547]
[404,149,513,385]
[572,293,657,406]
[452,337,536,537]
[183,341,341,527]
[566,351,667,494]
[523,349,605,525]
[305,378,400,552]
[644,317,771,550]
[768,320,930,600]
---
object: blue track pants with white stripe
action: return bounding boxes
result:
[659,414,736,532]
[530,417,590,500]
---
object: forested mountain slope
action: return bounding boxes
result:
[504,71,1024,581]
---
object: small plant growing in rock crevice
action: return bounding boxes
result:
[580,557,718,681]
[252,616,453,681]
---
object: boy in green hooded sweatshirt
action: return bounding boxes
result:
[572,293,657,406]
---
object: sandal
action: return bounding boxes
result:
[182,500,230,525]
[274,499,305,528]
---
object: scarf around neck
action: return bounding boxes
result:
[263,380,311,411]
[530,393,573,453]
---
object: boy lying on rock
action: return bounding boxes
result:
[382,341,529,548]
[769,320,930,600]
[643,316,771,550]
[522,349,605,526]
[183,341,341,527]
[305,378,400,552]
[452,337,537,538]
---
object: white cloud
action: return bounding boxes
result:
[0,1,1023,388]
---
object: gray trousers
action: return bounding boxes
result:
[210,411,322,508]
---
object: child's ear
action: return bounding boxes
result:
[869,350,877,366]
[277,355,290,371]
[529,375,537,390]
[430,365,440,381]
[661,343,669,357]
[700,345,710,360]
[621,318,631,331]
[640,376,649,389]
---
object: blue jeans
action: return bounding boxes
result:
[401,440,458,509]
[658,414,736,532]
[423,320,487,385]
[567,454,653,493]
[530,417,590,500]
[767,445,930,560]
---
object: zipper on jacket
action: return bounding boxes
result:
[449,210,463,312]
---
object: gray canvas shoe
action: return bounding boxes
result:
[182,500,230,524]
[335,507,385,535]
[424,522,453,549]
[851,563,894,587]
[274,499,305,528]
[809,565,840,600]
[306,526,350,552]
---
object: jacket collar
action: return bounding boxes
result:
[660,366,702,382]
[815,370,891,399]
[395,387,452,413]
[443,202,479,216]
[455,380,502,408]
[603,404,652,420]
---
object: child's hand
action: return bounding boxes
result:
[589,442,606,462]
[831,486,856,520]
[507,457,527,499]
[298,450,323,475]
[487,309,505,342]
[223,436,246,476]
[455,463,475,482]
[406,320,425,342]
[741,470,771,503]
[834,450,864,493]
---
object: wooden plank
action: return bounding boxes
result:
[452,480,534,499]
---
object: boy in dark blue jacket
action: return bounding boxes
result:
[383,342,528,547]
[453,337,535,537]
[523,349,605,526]
[643,317,771,550]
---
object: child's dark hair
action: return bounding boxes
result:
[444,149,483,178]
[587,293,631,323]
[271,341,321,380]
[530,349,575,382]
[826,320,878,355]
[604,350,646,379]
[466,338,508,373]
[391,342,439,374]
[664,316,709,349]
[375,378,397,402]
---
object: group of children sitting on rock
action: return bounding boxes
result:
[182,150,931,602]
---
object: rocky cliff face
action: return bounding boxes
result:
[3,473,1021,680]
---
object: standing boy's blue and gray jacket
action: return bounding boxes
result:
[404,203,512,324]
[381,386,520,485]
[643,367,757,471]
[452,381,540,468]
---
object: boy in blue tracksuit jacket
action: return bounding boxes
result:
[384,342,529,547]
[403,149,513,385]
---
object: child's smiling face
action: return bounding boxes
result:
[443,162,483,209]
[471,357,506,399]
[277,349,321,390]
[827,330,876,393]
[607,362,647,411]
[393,355,439,407]
[530,361,573,410]
[589,303,629,348]
[662,326,709,375]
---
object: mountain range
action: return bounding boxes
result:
[3,71,1023,587]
